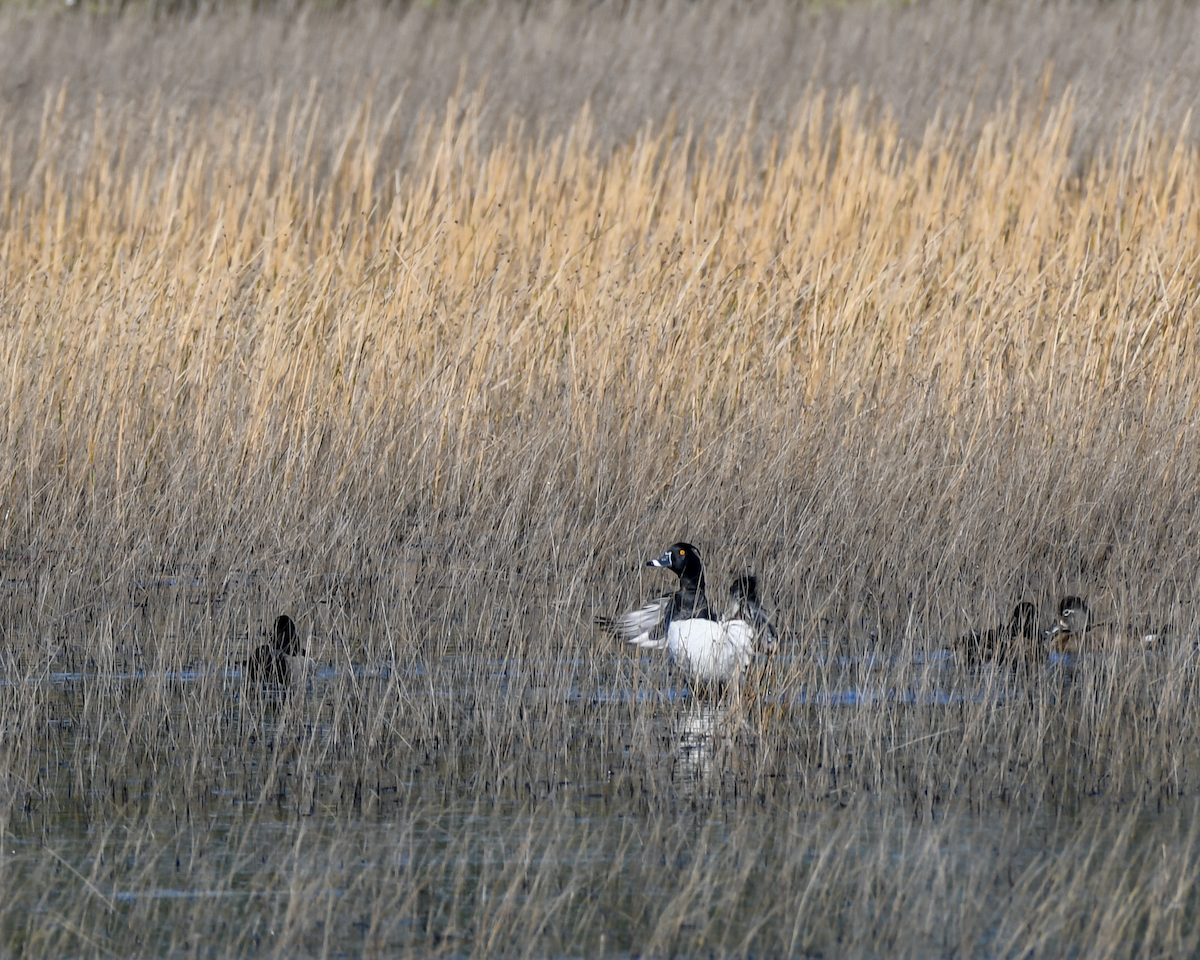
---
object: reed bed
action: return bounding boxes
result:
[2,0,1200,956]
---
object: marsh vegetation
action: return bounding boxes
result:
[3,0,1200,955]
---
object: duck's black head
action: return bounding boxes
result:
[730,574,759,604]
[648,542,705,587]
[274,614,305,656]
[1010,601,1039,638]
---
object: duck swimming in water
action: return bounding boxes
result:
[955,601,1042,666]
[725,573,780,655]
[1045,596,1160,652]
[599,542,774,685]
[246,614,306,685]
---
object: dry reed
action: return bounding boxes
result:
[1,1,1200,956]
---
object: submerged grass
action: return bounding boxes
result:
[3,1,1200,956]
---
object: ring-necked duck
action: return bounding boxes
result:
[1045,596,1088,651]
[246,614,306,685]
[1045,596,1159,652]
[726,574,780,655]
[599,542,770,685]
[955,601,1042,665]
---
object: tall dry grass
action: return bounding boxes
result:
[2,1,1200,956]
[3,75,1198,629]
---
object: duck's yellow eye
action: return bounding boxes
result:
[679,548,686,556]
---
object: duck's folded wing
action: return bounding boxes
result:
[596,597,671,648]
[722,599,781,654]
[745,603,780,653]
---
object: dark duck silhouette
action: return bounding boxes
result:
[725,573,780,655]
[247,614,306,685]
[955,601,1042,665]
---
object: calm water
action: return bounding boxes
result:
[1,590,1198,957]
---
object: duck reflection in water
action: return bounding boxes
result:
[676,702,723,788]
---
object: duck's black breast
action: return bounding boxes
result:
[671,584,713,622]
[247,644,289,685]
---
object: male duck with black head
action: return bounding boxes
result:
[600,542,772,688]
[955,601,1044,666]
[726,573,780,655]
[247,614,307,685]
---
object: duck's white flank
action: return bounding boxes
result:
[283,651,309,679]
[663,618,755,683]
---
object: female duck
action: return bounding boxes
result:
[1045,596,1160,652]
[247,614,306,685]
[600,542,770,685]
